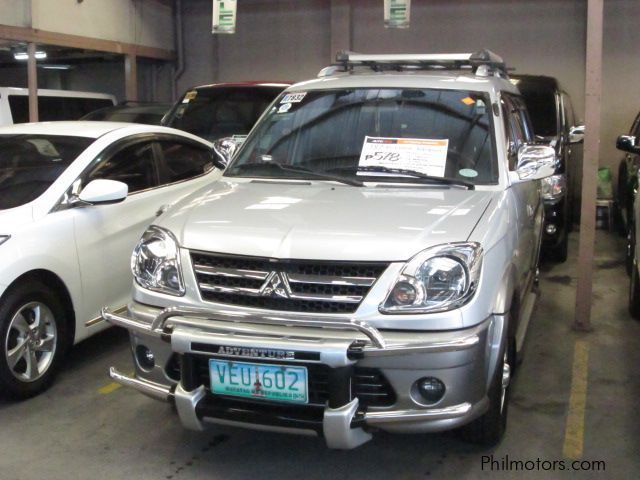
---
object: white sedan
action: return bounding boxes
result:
[0,121,223,398]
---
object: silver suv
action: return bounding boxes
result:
[104,51,555,448]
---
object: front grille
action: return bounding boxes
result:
[191,251,388,314]
[189,355,395,409]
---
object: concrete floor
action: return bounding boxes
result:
[1,230,638,480]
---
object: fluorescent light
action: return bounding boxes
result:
[14,51,47,61]
[41,64,71,70]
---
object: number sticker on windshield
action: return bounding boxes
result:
[358,136,449,177]
[280,92,307,103]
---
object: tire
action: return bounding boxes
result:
[460,338,514,446]
[0,281,68,399]
[629,255,640,320]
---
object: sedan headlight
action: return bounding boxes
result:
[380,243,482,314]
[541,174,566,201]
[131,226,185,296]
[0,235,10,246]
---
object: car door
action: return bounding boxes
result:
[503,93,542,292]
[72,135,217,330]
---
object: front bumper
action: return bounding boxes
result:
[103,303,505,449]
[542,196,568,248]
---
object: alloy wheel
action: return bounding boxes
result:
[4,302,57,382]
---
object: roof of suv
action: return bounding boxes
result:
[290,50,519,96]
[290,70,519,95]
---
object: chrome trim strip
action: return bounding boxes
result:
[287,273,376,287]
[109,367,173,402]
[193,265,269,281]
[364,402,472,424]
[198,283,363,303]
[287,292,362,303]
[199,283,262,295]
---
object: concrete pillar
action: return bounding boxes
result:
[27,42,38,122]
[125,53,138,101]
[574,0,603,331]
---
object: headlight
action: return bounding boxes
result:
[0,235,10,246]
[380,243,482,314]
[131,226,185,296]
[541,174,566,201]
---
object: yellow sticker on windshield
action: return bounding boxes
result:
[183,90,198,103]
[461,96,475,106]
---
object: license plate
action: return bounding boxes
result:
[209,359,308,404]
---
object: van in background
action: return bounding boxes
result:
[0,87,116,126]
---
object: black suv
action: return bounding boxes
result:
[510,75,584,262]
[615,114,640,274]
[163,82,289,142]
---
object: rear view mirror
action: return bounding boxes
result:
[512,144,557,182]
[212,137,240,169]
[78,179,128,205]
[569,125,585,144]
[616,135,640,155]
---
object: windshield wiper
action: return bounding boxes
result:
[227,162,363,187]
[327,165,474,190]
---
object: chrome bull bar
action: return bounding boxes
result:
[101,306,480,356]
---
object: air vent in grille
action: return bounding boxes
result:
[190,251,388,314]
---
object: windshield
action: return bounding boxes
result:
[226,88,498,185]
[0,134,93,210]
[164,86,285,141]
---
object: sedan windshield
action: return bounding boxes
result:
[0,134,93,210]
[226,88,498,185]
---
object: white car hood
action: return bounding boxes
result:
[161,179,496,261]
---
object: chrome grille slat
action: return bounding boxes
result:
[287,273,376,287]
[194,265,269,281]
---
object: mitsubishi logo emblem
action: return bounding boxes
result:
[260,271,291,298]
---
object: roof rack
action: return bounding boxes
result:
[319,50,507,78]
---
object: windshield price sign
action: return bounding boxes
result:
[358,136,449,177]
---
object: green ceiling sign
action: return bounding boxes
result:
[212,0,237,34]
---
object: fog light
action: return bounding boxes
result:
[545,224,557,235]
[416,377,445,404]
[136,345,155,369]
[390,281,417,305]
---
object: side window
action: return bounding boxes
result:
[158,141,214,184]
[631,113,640,138]
[86,141,158,194]
[562,93,575,131]
[501,94,527,170]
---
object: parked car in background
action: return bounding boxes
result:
[617,125,640,274]
[0,87,115,126]
[627,136,640,317]
[510,75,584,262]
[163,82,289,142]
[105,51,555,448]
[81,101,172,125]
[0,121,223,399]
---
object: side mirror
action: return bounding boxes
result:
[616,134,640,154]
[212,137,240,169]
[512,144,557,182]
[78,179,128,205]
[569,125,585,144]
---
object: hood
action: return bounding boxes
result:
[0,204,34,233]
[161,179,496,262]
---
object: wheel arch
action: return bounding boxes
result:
[1,270,76,348]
